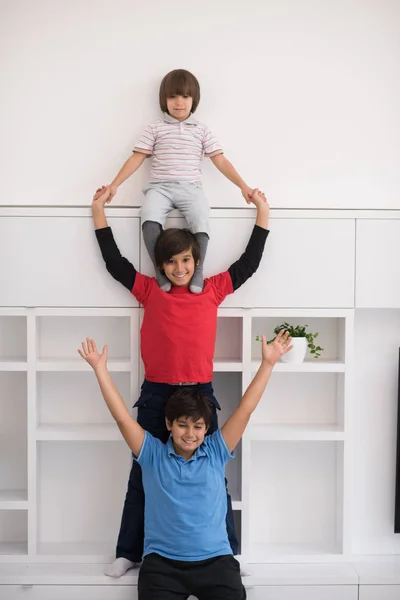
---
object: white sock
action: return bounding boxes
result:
[104,557,136,578]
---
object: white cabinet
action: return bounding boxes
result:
[209,218,355,308]
[140,216,356,308]
[246,586,357,600]
[356,220,400,308]
[0,585,359,600]
[359,586,400,600]
[0,587,138,599]
[0,217,139,307]
[0,307,353,563]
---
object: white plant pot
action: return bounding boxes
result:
[280,337,307,364]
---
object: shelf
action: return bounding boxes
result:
[248,541,344,562]
[213,359,243,372]
[0,361,27,372]
[251,359,346,373]
[36,541,114,559]
[248,424,345,441]
[36,424,123,441]
[0,542,27,556]
[0,316,27,362]
[0,490,28,510]
[36,359,131,372]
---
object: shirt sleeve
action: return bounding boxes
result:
[202,124,223,158]
[95,227,137,291]
[205,271,234,306]
[228,225,269,291]
[132,272,156,306]
[133,124,155,155]
[135,431,159,468]
[206,429,234,465]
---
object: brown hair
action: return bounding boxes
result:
[159,69,201,114]
[154,228,200,270]
[165,388,213,428]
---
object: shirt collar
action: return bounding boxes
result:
[167,436,208,461]
[163,112,197,126]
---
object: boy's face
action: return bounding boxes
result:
[166,94,193,121]
[166,415,208,460]
[162,248,198,287]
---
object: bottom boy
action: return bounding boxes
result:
[78,331,292,600]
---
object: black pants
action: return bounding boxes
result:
[138,553,246,600]
[116,380,238,562]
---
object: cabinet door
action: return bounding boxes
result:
[359,586,400,600]
[246,585,357,600]
[140,217,355,308]
[0,587,137,599]
[356,220,400,308]
[0,217,139,307]
[209,218,355,308]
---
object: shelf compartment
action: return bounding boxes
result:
[37,372,131,428]
[213,372,243,502]
[251,359,345,372]
[247,440,344,560]
[36,359,131,372]
[251,316,348,363]
[0,373,27,500]
[36,424,123,442]
[36,316,131,362]
[0,511,27,556]
[251,372,345,430]
[0,490,28,510]
[249,424,345,441]
[215,317,242,363]
[0,316,27,361]
[37,442,131,557]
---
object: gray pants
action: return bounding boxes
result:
[141,181,210,235]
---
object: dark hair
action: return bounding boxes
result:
[165,388,213,428]
[154,228,200,270]
[159,69,201,114]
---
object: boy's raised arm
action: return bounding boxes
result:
[78,338,145,456]
[221,332,292,453]
[92,186,137,291]
[228,189,270,291]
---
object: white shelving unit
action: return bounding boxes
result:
[0,306,354,567]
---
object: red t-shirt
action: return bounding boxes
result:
[132,271,234,383]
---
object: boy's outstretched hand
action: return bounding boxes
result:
[92,185,113,207]
[250,188,268,207]
[261,331,293,366]
[78,338,108,371]
[93,184,117,204]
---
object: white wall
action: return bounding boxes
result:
[1,0,399,209]
[353,309,400,554]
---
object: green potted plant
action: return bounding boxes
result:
[256,322,323,363]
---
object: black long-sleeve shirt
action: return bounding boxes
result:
[95,225,269,292]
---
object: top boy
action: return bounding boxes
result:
[94,69,256,293]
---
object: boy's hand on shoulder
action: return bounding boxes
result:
[241,184,254,204]
[261,331,293,366]
[78,338,108,372]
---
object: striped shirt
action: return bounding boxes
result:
[133,112,223,182]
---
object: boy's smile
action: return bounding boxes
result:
[163,248,199,287]
[166,416,208,460]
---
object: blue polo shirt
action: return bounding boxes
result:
[136,429,234,561]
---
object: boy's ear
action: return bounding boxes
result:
[165,417,173,431]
